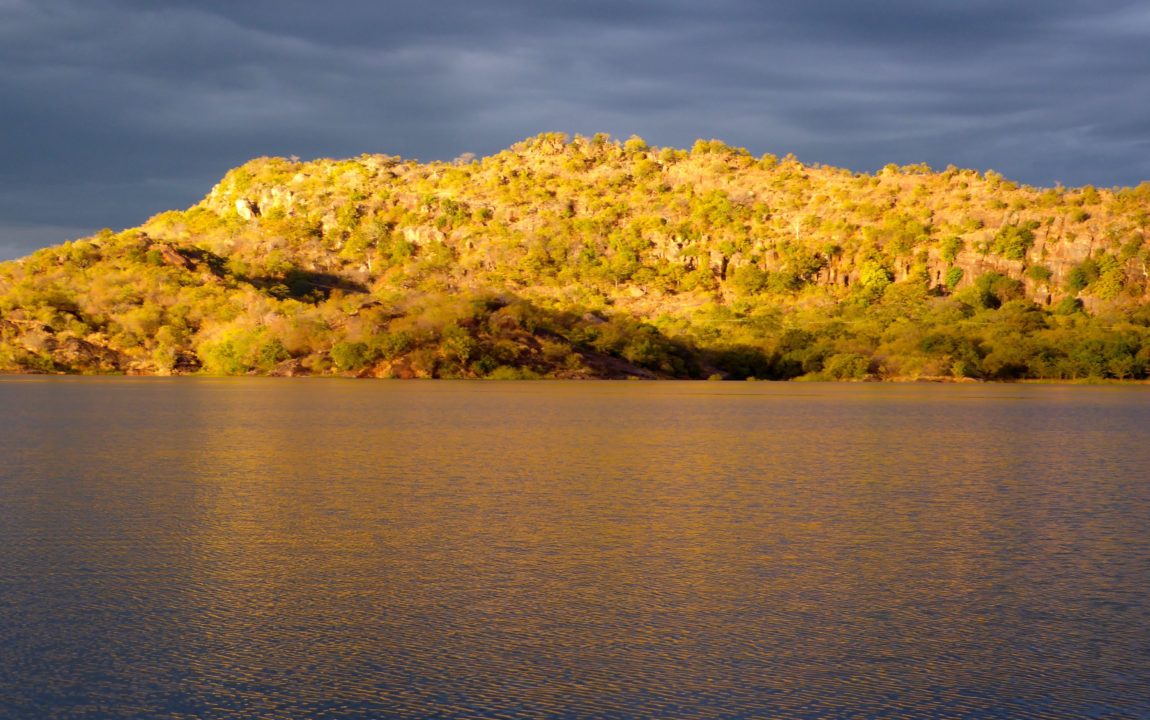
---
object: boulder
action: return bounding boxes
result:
[235,198,259,220]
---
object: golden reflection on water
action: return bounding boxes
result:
[1,379,1148,718]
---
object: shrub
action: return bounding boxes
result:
[991,222,1040,261]
[823,353,869,379]
[1026,265,1053,283]
[944,267,965,290]
[331,341,372,371]
[940,236,964,263]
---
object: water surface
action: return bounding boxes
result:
[1,378,1148,718]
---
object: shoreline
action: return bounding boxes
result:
[3,369,1149,385]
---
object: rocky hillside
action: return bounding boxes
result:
[2,133,1150,380]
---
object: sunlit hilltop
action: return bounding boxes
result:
[2,133,1150,379]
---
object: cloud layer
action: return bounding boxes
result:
[3,0,1149,257]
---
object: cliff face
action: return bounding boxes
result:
[2,134,1150,380]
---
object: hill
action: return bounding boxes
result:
[2,133,1150,380]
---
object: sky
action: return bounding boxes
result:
[2,0,1150,259]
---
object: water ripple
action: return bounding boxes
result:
[1,379,1148,718]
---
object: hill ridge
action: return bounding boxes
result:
[2,133,1149,379]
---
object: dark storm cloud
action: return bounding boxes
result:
[2,0,1149,258]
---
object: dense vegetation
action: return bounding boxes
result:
[3,133,1150,380]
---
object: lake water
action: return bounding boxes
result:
[1,378,1148,719]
